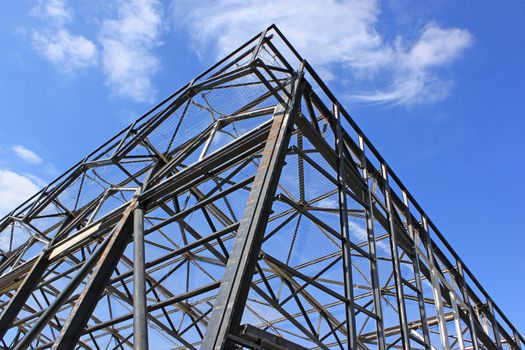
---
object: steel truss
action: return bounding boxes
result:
[0,25,522,350]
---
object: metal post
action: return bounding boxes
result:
[486,298,503,349]
[422,216,451,350]
[359,135,386,350]
[133,206,149,350]
[381,164,411,350]
[401,190,431,349]
[334,103,357,350]
[449,278,466,350]
[457,261,480,350]
[514,330,523,350]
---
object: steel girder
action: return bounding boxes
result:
[0,25,522,350]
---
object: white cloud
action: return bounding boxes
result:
[22,173,48,188]
[0,170,40,218]
[32,30,98,73]
[177,0,387,68]
[407,25,473,69]
[348,221,368,241]
[31,0,73,25]
[30,0,164,102]
[173,0,472,105]
[31,0,98,73]
[353,24,473,105]
[99,0,163,103]
[315,197,338,208]
[12,145,43,164]
[348,220,390,253]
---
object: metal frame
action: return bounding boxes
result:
[0,25,521,350]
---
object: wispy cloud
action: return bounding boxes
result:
[352,24,473,105]
[0,170,40,218]
[30,0,163,103]
[173,0,472,106]
[31,0,73,25]
[31,0,98,73]
[11,145,43,164]
[348,220,390,252]
[32,30,98,73]
[99,0,163,103]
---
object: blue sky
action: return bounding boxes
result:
[0,0,523,334]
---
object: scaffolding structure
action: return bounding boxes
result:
[0,25,522,350]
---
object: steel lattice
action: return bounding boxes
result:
[0,25,522,350]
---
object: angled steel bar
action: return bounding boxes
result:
[239,324,310,350]
[201,69,305,350]
[265,260,344,347]
[50,194,140,350]
[0,25,522,350]
[249,282,329,350]
[0,253,49,340]
[12,222,116,350]
[270,25,523,345]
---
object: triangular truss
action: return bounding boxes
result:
[0,25,522,350]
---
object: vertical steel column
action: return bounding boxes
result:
[358,135,386,350]
[381,164,410,350]
[201,70,305,350]
[334,103,357,350]
[514,330,523,350]
[478,307,489,334]
[401,190,431,348]
[133,206,149,350]
[457,261,480,350]
[486,298,503,349]
[448,278,466,350]
[422,216,451,349]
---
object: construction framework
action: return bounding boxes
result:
[0,25,522,350]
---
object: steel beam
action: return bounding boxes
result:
[0,254,49,341]
[239,324,310,350]
[50,196,139,350]
[133,206,148,350]
[358,135,386,350]
[334,103,357,350]
[12,225,115,350]
[201,69,305,350]
[0,25,521,350]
